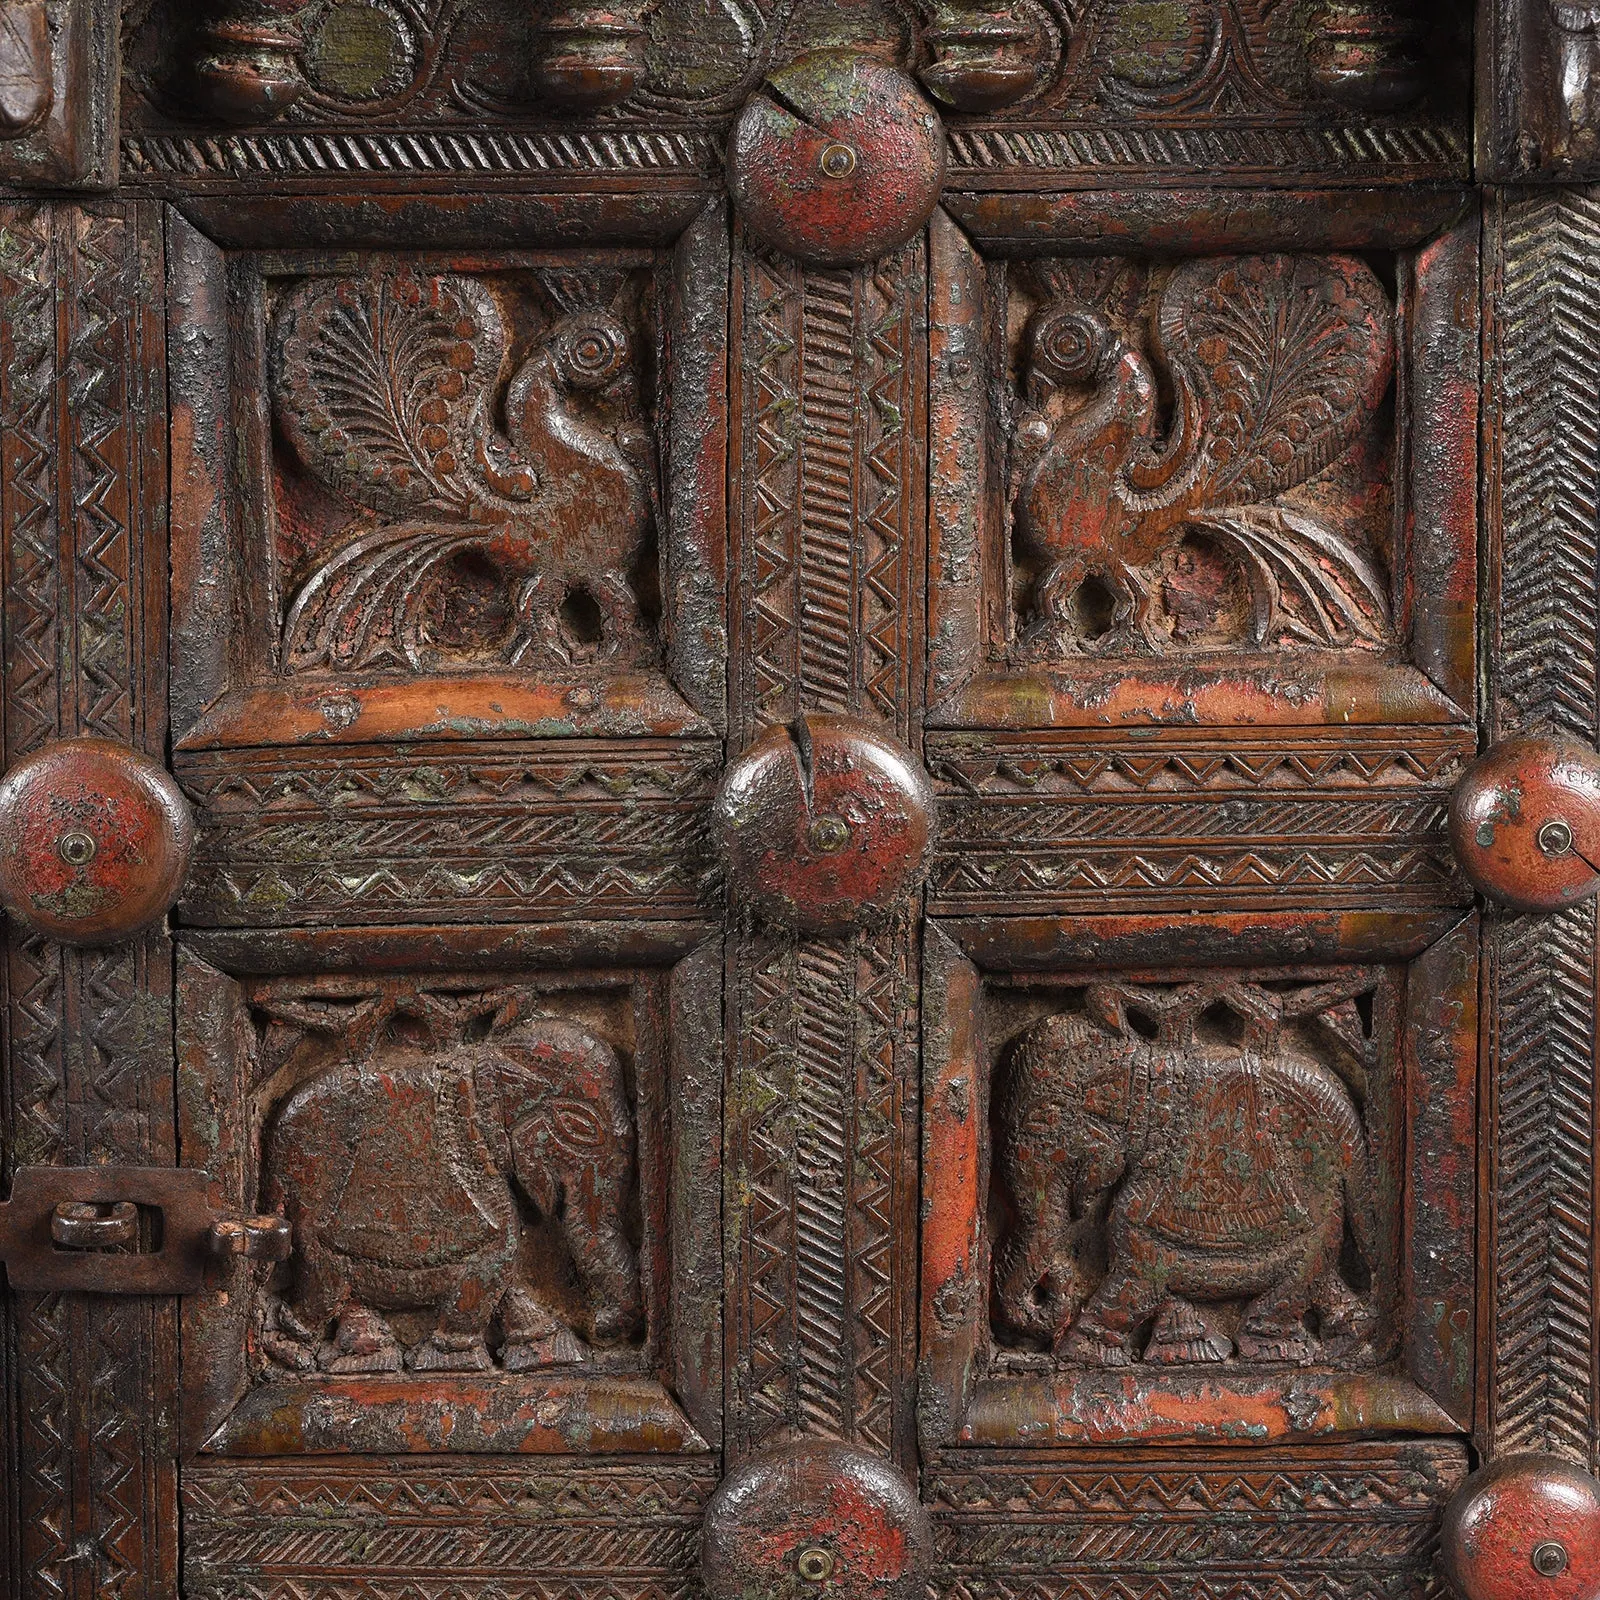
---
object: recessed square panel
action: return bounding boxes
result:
[177,935,720,1457]
[920,916,1477,1450]
[927,216,1477,730]
[169,225,727,750]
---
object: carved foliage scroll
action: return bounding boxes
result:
[122,0,1468,186]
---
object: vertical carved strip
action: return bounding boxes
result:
[732,246,802,742]
[0,0,119,190]
[664,202,730,732]
[1493,189,1600,739]
[860,251,923,741]
[791,937,854,1432]
[727,236,926,1464]
[927,208,989,711]
[1485,186,1600,1470]
[0,202,174,1599]
[732,239,925,745]
[798,273,859,719]
[846,909,918,1461]
[1,199,70,1600]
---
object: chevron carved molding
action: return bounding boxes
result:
[1486,186,1600,1470]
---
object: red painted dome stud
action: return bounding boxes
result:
[1449,737,1600,913]
[1442,1454,1600,1600]
[713,715,935,936]
[701,1439,932,1600]
[0,738,194,945]
[728,50,947,268]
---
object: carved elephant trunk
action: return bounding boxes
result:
[260,1009,643,1375]
[484,1016,644,1345]
[995,1013,1143,1343]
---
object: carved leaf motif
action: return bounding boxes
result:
[1195,504,1391,649]
[1153,253,1393,508]
[273,270,519,523]
[282,524,483,673]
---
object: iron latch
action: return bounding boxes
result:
[0,1167,290,1294]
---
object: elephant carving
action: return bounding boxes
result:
[995,986,1382,1369]
[258,991,642,1376]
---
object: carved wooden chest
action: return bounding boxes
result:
[1,2,1598,1597]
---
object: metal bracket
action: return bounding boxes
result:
[0,1167,290,1294]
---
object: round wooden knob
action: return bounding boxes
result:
[1308,1,1425,113]
[728,50,947,267]
[1449,738,1600,913]
[713,715,934,935]
[1442,1454,1600,1600]
[701,1440,932,1600]
[188,5,309,126]
[0,738,194,945]
[528,4,648,111]
[919,1,1053,112]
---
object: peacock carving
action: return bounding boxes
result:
[1011,252,1395,656]
[271,267,656,674]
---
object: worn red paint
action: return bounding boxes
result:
[1449,736,1600,912]
[728,50,946,267]
[713,713,934,934]
[1443,1454,1600,1600]
[701,1440,931,1600]
[0,736,193,943]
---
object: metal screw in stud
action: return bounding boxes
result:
[808,815,851,853]
[57,830,96,866]
[1531,1540,1569,1578]
[819,141,857,178]
[1537,819,1575,857]
[796,1547,836,1583]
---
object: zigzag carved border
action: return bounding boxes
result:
[930,1445,1468,1599]
[182,1458,717,1600]
[724,237,923,1461]
[0,204,176,1600]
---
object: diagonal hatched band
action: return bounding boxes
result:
[1485,186,1600,1471]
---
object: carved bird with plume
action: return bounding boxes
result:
[272,266,655,673]
[1011,253,1395,654]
